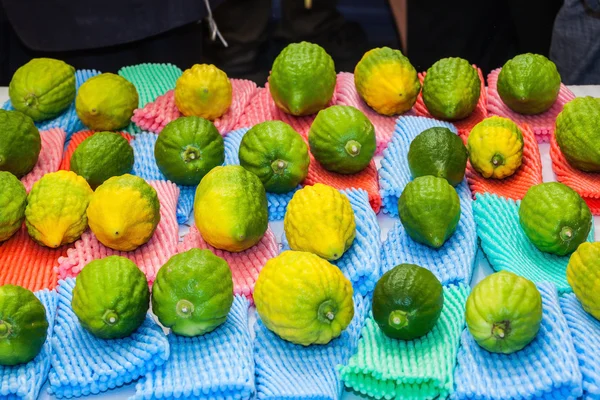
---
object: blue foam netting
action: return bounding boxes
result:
[560,294,600,400]
[254,293,371,400]
[280,188,381,296]
[473,193,595,294]
[131,132,196,224]
[223,127,300,221]
[0,289,57,400]
[453,282,583,400]
[48,278,169,399]
[3,69,101,143]
[133,296,254,400]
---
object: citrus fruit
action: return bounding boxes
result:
[467,116,524,179]
[152,249,234,336]
[0,172,27,242]
[555,97,600,172]
[308,105,376,174]
[399,176,460,248]
[76,73,139,130]
[407,127,468,186]
[497,53,561,115]
[519,182,592,256]
[194,166,268,252]
[354,47,421,116]
[9,58,76,121]
[154,116,224,186]
[72,256,150,339]
[269,42,336,116]
[284,183,355,260]
[174,64,232,120]
[423,57,481,121]
[567,242,600,320]
[238,121,309,193]
[70,132,134,188]
[372,264,443,340]
[87,174,160,251]
[466,271,542,354]
[0,109,41,178]
[26,171,93,248]
[254,250,354,346]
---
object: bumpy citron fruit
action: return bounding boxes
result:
[25,171,93,248]
[0,172,27,242]
[567,242,600,321]
[87,174,160,251]
[284,183,356,260]
[174,64,232,120]
[76,73,139,131]
[0,109,41,178]
[9,58,76,121]
[467,116,524,179]
[254,250,354,346]
[354,47,421,116]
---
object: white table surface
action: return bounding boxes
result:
[1,86,599,400]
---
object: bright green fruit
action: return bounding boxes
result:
[72,256,150,339]
[519,182,592,256]
[423,57,481,121]
[309,105,376,174]
[0,172,27,242]
[9,58,76,121]
[497,53,561,115]
[152,249,234,336]
[555,97,600,172]
[466,271,542,354]
[154,116,224,186]
[407,127,467,186]
[70,132,134,188]
[76,73,139,131]
[239,121,309,193]
[567,242,600,321]
[398,176,461,248]
[372,264,443,340]
[269,42,336,116]
[0,109,41,178]
[0,285,48,365]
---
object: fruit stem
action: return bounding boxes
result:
[491,154,504,167]
[560,226,574,241]
[271,159,288,175]
[0,321,11,339]
[492,321,510,339]
[345,140,362,157]
[182,146,201,163]
[102,310,119,326]
[25,94,38,108]
[318,300,337,324]
[388,310,408,330]
[176,299,195,318]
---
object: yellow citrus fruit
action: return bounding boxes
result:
[174,64,232,120]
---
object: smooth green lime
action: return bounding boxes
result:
[0,110,41,178]
[0,172,27,242]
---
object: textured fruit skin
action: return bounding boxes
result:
[9,58,76,121]
[0,172,27,242]
[238,121,309,193]
[519,182,592,256]
[87,174,160,251]
[269,42,336,116]
[372,264,443,340]
[467,116,524,179]
[567,242,600,320]
[354,47,421,116]
[398,176,460,249]
[26,171,93,248]
[0,285,48,365]
[407,127,468,186]
[152,249,233,337]
[194,166,268,252]
[423,58,481,121]
[175,64,232,120]
[466,271,542,354]
[308,105,376,174]
[497,53,561,115]
[154,116,224,186]
[254,251,354,346]
[555,97,600,172]
[70,132,134,188]
[284,184,356,260]
[72,256,150,339]
[76,73,139,130]
[0,109,41,178]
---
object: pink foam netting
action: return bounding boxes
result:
[21,128,66,191]
[56,180,180,284]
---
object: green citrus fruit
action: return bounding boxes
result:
[567,242,600,321]
[0,109,41,178]
[0,172,27,242]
